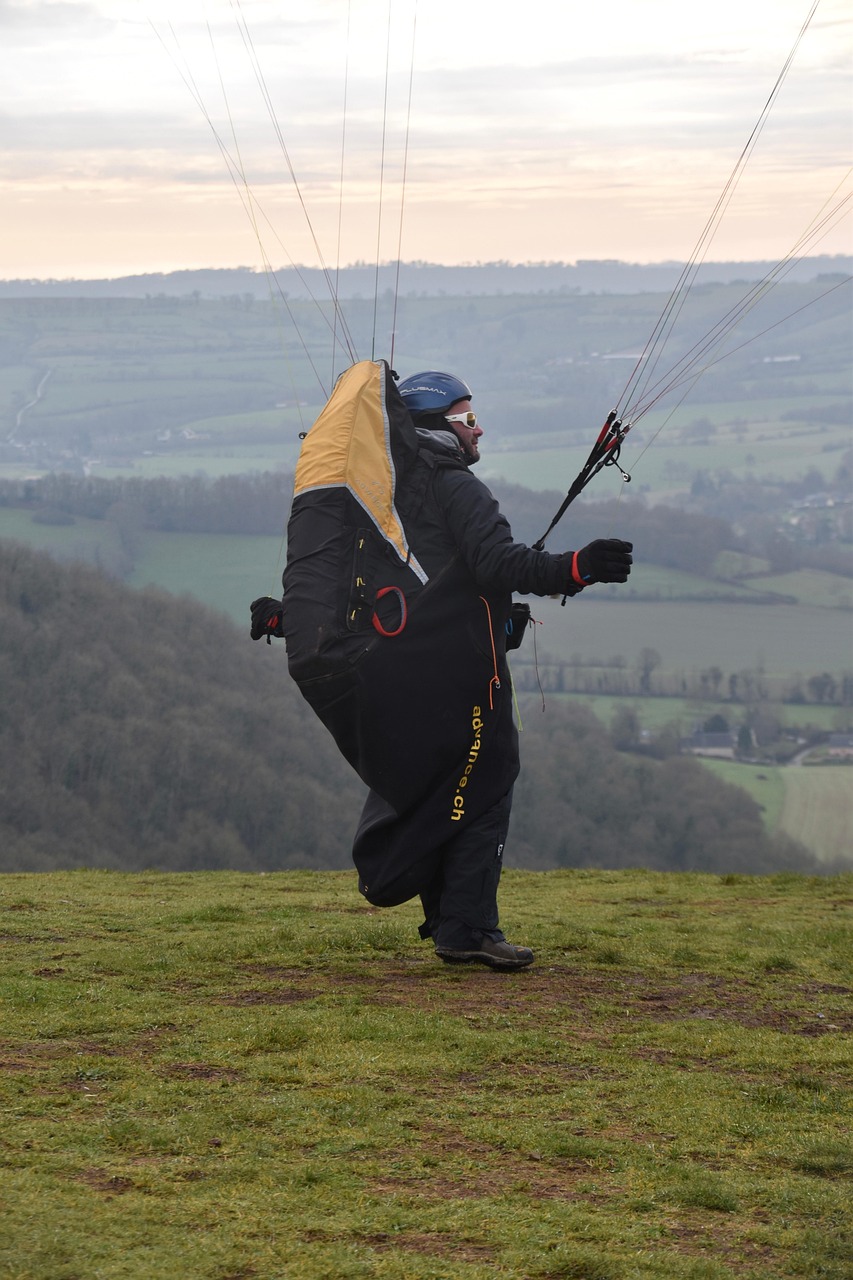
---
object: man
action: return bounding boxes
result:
[253,364,632,971]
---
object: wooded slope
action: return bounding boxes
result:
[0,541,814,874]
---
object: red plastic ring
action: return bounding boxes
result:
[372,586,407,637]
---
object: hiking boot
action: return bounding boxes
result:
[435,938,535,970]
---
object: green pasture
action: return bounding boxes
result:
[129,530,287,611]
[550,693,850,735]
[533,705,852,864]
[779,768,853,866]
[537,597,853,681]
[0,507,125,566]
[751,570,853,610]
[96,447,298,478]
[488,415,850,500]
[1,515,850,681]
[25,376,246,420]
[698,760,853,866]
[1,868,851,1280]
[172,407,306,440]
[594,563,786,602]
[131,536,853,678]
[697,761,788,832]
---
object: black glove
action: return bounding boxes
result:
[250,596,285,644]
[572,539,633,586]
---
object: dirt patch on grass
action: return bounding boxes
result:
[201,959,852,1045]
[365,1122,615,1204]
[281,963,853,1036]
[219,988,322,1006]
[124,1024,183,1055]
[665,1218,785,1268]
[631,973,853,1035]
[0,1038,118,1067]
[76,1168,136,1195]
[359,1231,496,1261]
[221,966,326,1004]
[298,1229,495,1262]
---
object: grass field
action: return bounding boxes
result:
[555,694,849,735]
[1,868,851,1280]
[2,511,849,679]
[486,413,851,500]
[697,761,853,865]
[130,532,853,679]
[678,761,789,833]
[535,597,853,682]
[0,507,125,563]
[128,530,288,611]
[779,769,853,865]
[749,571,853,611]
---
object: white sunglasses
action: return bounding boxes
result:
[444,411,478,429]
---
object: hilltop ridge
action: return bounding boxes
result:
[0,255,849,299]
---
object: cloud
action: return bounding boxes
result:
[1,0,849,275]
[0,0,105,38]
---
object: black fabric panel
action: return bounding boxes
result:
[294,559,519,906]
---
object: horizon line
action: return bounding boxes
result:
[1,252,851,287]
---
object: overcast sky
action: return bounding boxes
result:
[1,0,851,278]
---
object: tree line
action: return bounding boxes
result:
[1,472,742,577]
[511,652,853,708]
[0,541,825,877]
[4,468,848,583]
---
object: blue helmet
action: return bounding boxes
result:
[396,370,472,415]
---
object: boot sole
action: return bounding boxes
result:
[435,948,534,970]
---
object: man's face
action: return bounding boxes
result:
[445,399,483,463]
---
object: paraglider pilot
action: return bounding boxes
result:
[252,363,632,969]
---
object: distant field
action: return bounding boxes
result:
[534,596,853,679]
[606,562,780,601]
[488,414,851,499]
[7,416,842,498]
[779,767,853,864]
[129,530,285,615]
[699,760,788,830]
[698,759,851,865]
[97,448,299,480]
[751,570,853,610]
[132,540,853,678]
[550,693,850,734]
[0,506,124,563]
[2,514,850,680]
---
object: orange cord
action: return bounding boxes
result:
[478,596,501,710]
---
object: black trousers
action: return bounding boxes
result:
[417,787,513,949]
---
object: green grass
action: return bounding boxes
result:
[534,597,853,681]
[699,760,851,865]
[697,756,853,870]
[0,868,851,1279]
[779,769,853,865]
[488,409,851,499]
[554,693,850,734]
[0,507,125,562]
[698,760,789,832]
[99,446,301,479]
[603,563,777,601]
[749,571,853,610]
[128,530,287,614]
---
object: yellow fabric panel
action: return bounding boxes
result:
[294,361,423,576]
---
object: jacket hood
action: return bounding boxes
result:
[415,427,471,466]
